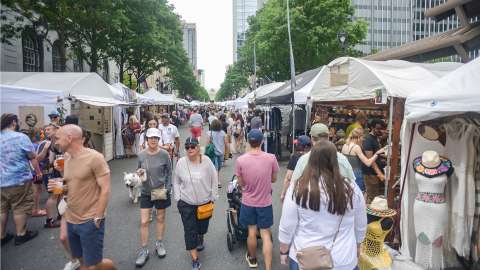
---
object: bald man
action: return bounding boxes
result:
[51,125,117,270]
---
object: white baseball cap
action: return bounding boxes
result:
[146,128,162,138]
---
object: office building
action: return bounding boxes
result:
[182,21,197,71]
[232,0,265,62]
[352,0,412,55]
[365,0,479,62]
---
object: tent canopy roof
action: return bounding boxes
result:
[0,72,125,106]
[256,67,324,105]
[310,57,462,102]
[143,89,181,105]
[405,57,480,122]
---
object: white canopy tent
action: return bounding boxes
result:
[0,85,63,123]
[399,58,480,260]
[0,72,126,106]
[256,67,324,105]
[310,57,462,102]
[143,89,181,105]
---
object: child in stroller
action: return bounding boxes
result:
[226,175,248,251]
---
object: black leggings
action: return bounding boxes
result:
[177,200,210,250]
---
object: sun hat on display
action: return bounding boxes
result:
[413,150,453,178]
[366,196,397,217]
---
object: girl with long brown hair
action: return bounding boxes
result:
[279,141,367,270]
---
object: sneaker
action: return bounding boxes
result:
[192,259,202,270]
[196,235,204,252]
[135,247,149,267]
[1,233,14,246]
[155,240,166,258]
[14,230,38,245]
[63,259,80,270]
[44,218,61,228]
[245,252,258,268]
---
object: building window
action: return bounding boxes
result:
[73,53,83,72]
[52,41,66,72]
[22,30,41,72]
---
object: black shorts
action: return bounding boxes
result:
[139,193,171,209]
[177,200,210,250]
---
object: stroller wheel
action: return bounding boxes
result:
[227,232,234,252]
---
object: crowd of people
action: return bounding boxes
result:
[1,105,393,270]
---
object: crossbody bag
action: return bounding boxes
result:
[186,158,214,220]
[145,155,168,201]
[295,214,344,270]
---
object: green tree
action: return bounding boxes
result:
[216,63,249,101]
[238,0,367,81]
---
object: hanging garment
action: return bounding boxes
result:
[471,123,480,263]
[445,119,476,258]
[413,173,449,270]
[399,124,446,260]
[359,218,393,270]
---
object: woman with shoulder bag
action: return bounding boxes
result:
[278,141,367,270]
[174,137,218,270]
[135,128,172,267]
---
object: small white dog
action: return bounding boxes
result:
[123,172,143,203]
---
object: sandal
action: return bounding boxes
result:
[32,209,47,217]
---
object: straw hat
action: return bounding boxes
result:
[366,196,397,217]
[421,151,441,168]
[413,150,453,178]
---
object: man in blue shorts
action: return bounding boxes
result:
[235,129,279,270]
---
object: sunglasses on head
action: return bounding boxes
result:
[185,144,197,150]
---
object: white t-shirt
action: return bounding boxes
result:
[159,124,179,145]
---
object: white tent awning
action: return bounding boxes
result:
[0,72,126,106]
[310,57,462,102]
[405,57,480,121]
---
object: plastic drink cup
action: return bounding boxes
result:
[52,178,64,195]
[56,155,64,170]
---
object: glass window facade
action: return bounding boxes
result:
[22,30,42,72]
[52,41,66,72]
[233,0,264,62]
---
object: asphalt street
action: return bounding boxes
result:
[1,125,289,270]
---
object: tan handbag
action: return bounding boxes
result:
[295,215,344,270]
[145,156,168,201]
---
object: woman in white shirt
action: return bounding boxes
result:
[278,140,367,270]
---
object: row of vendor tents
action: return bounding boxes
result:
[0,72,202,122]
[0,72,205,161]
[219,56,480,118]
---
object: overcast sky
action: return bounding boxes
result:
[168,0,233,91]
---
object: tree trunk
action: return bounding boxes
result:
[90,49,98,72]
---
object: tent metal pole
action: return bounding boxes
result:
[287,0,297,152]
[384,96,394,198]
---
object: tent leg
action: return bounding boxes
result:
[386,98,405,207]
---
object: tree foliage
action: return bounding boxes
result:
[215,63,249,101]
[0,0,205,99]
[216,0,367,100]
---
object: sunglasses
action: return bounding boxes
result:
[185,144,198,150]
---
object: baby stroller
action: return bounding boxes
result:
[226,175,248,251]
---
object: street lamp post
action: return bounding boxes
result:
[127,68,134,90]
[337,31,348,56]
[286,0,297,152]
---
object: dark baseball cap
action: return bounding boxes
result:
[185,137,199,146]
[295,135,311,147]
[247,129,263,142]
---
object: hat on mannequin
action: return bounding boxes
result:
[413,150,453,178]
[366,196,397,217]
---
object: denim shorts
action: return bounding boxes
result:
[353,169,365,192]
[213,154,223,171]
[67,219,105,267]
[139,193,171,209]
[239,204,273,229]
